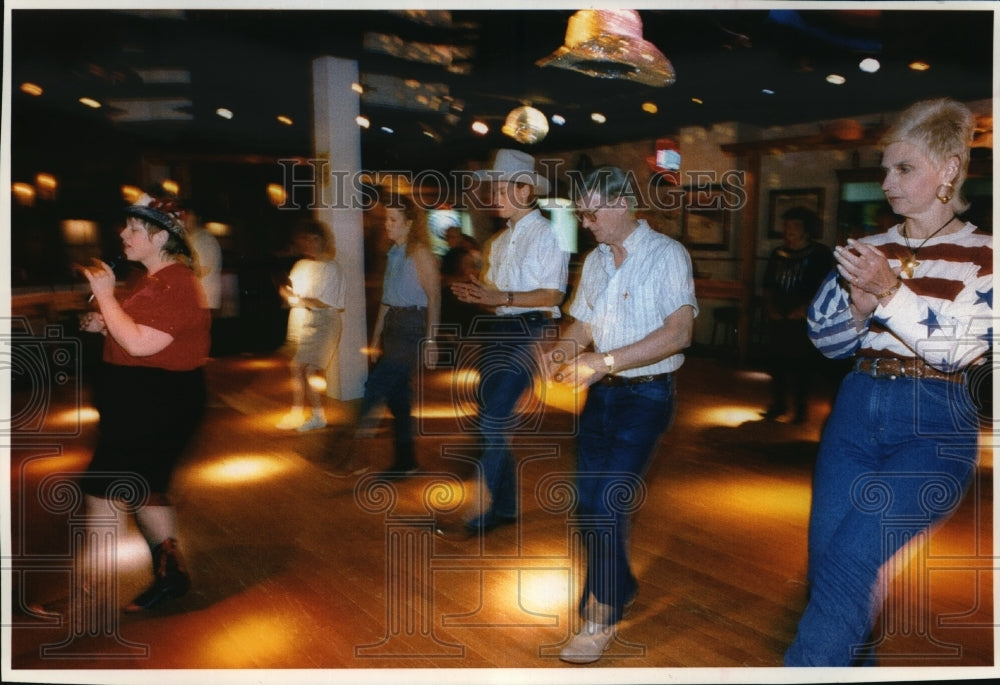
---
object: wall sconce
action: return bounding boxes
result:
[61,219,99,245]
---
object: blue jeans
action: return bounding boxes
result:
[784,371,978,666]
[468,314,552,529]
[359,307,425,468]
[576,374,676,625]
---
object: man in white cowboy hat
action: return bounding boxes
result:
[445,149,569,538]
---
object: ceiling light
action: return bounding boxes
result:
[471,121,489,135]
[502,105,549,144]
[216,107,233,119]
[551,114,566,126]
[276,115,293,126]
[691,97,703,105]
[380,126,394,134]
[356,115,370,128]
[266,183,286,207]
[761,89,775,95]
[908,61,930,72]
[20,82,43,96]
[79,97,101,109]
[591,112,607,124]
[536,9,676,87]
[205,222,231,237]
[161,180,180,195]
[858,57,880,73]
[12,182,36,205]
[825,74,846,85]
[641,102,658,114]
[121,185,143,203]
[351,82,364,94]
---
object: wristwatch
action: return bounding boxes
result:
[603,353,615,374]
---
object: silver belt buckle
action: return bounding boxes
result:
[869,358,881,377]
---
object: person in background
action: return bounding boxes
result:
[77,191,210,612]
[276,219,346,432]
[439,224,483,338]
[785,98,992,666]
[330,194,440,479]
[182,199,223,317]
[760,206,834,423]
[548,165,697,664]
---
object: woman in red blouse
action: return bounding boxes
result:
[78,192,210,612]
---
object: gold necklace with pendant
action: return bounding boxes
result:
[901,215,956,278]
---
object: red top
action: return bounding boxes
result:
[103,262,211,371]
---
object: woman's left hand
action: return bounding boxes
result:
[78,259,117,301]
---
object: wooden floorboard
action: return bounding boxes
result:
[6,350,994,676]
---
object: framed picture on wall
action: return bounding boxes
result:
[682,185,730,251]
[768,187,825,239]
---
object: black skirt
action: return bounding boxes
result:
[83,363,206,499]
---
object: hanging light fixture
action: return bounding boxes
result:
[502,105,549,144]
[536,9,675,87]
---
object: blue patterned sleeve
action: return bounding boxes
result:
[807,269,864,359]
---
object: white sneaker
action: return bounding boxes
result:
[296,413,327,432]
[276,411,303,430]
[559,621,614,664]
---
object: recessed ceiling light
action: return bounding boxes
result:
[761,89,775,95]
[858,57,880,73]
[908,61,930,72]
[20,82,43,96]
[641,102,658,114]
[591,112,606,124]
[825,74,847,85]
[471,121,489,135]
[356,115,370,128]
[380,126,394,134]
[551,114,566,126]
[216,107,233,119]
[691,97,704,105]
[79,97,101,109]
[276,115,293,126]
[351,82,364,94]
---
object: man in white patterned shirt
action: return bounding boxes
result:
[448,149,570,538]
[549,165,697,664]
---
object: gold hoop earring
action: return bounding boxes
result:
[936,182,954,204]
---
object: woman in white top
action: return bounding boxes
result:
[276,219,346,431]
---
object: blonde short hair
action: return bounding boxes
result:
[881,98,975,212]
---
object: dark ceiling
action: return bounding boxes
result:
[9,6,995,174]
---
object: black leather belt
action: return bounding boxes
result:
[597,372,672,387]
[387,305,426,311]
[854,357,965,384]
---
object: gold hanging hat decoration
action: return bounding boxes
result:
[536,9,676,88]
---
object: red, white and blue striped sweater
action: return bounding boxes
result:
[807,222,992,373]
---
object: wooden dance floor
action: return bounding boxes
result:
[6,349,994,679]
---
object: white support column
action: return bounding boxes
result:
[312,56,366,400]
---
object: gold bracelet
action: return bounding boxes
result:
[876,279,901,300]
